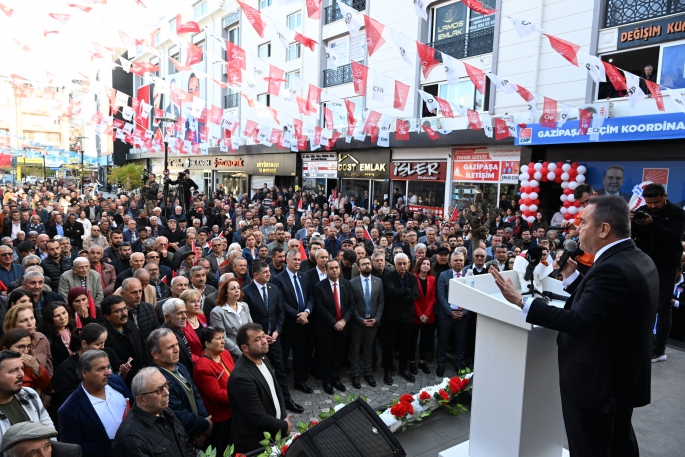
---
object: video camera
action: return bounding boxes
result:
[142,169,149,184]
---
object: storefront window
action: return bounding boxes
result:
[302,178,326,194]
[451,183,498,213]
[218,172,247,197]
[372,180,389,207]
[340,179,369,202]
[408,181,445,208]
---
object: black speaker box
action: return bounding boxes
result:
[285,398,406,457]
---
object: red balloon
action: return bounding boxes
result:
[518,199,524,205]
[563,201,572,208]
[556,162,564,169]
[523,210,532,217]
[554,177,562,183]
[524,186,532,193]
[573,201,581,207]
[554,167,563,175]
[528,162,535,169]
[564,213,573,220]
[532,187,540,193]
[571,162,579,169]
[524,198,533,206]
[563,188,573,195]
[533,199,540,205]
[568,169,578,178]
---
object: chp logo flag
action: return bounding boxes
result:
[185,42,203,66]
[306,0,322,19]
[176,14,201,34]
[461,0,498,15]
[467,109,482,129]
[390,28,414,66]
[394,80,410,110]
[518,127,532,144]
[418,90,439,113]
[541,97,557,128]
[294,32,317,51]
[422,125,439,140]
[396,119,410,140]
[441,52,462,85]
[364,15,386,56]
[267,65,285,96]
[644,80,665,111]
[625,71,646,108]
[351,62,369,96]
[544,33,581,66]
[494,117,512,140]
[480,113,494,138]
[345,99,356,124]
[578,108,593,135]
[416,41,440,78]
[337,1,363,35]
[463,62,487,94]
[238,1,267,38]
[603,62,627,91]
[508,17,542,38]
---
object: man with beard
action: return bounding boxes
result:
[40,239,72,290]
[111,242,133,275]
[103,230,124,264]
[89,245,117,296]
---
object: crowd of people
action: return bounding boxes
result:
[0,172,680,457]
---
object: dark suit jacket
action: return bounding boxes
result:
[114,268,134,290]
[304,267,326,310]
[349,275,384,326]
[527,239,658,414]
[383,271,419,322]
[58,376,134,457]
[1,220,27,238]
[228,355,288,455]
[272,269,310,332]
[310,278,355,337]
[242,281,285,336]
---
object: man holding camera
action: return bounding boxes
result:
[168,170,198,214]
[143,173,159,218]
[631,183,685,362]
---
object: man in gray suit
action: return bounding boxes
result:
[348,257,384,389]
[59,257,104,306]
[205,237,227,275]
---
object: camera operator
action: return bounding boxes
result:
[167,169,198,214]
[631,183,685,362]
[143,172,159,218]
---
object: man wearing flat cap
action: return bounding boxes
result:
[2,422,81,457]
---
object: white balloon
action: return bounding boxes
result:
[560,207,568,214]
[521,193,529,199]
[529,180,539,188]
[561,181,569,189]
[534,163,543,171]
[527,216,536,224]
[567,195,575,202]
[529,192,538,200]
[529,204,538,212]
[560,194,568,202]
[547,171,556,181]
[569,181,578,190]
[521,180,530,188]
[568,206,578,215]
[519,174,528,182]
[561,172,570,181]
[548,163,557,171]
[562,163,572,172]
[577,165,587,174]
[520,204,529,211]
[521,165,529,173]
[534,172,542,180]
[576,175,586,183]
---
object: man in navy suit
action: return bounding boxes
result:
[311,259,355,395]
[272,249,313,394]
[243,261,304,414]
[58,350,134,457]
[491,196,658,457]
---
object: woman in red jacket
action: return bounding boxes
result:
[193,326,235,456]
[180,289,207,357]
[410,257,437,375]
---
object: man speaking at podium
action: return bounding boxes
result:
[490,195,657,457]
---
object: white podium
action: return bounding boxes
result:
[439,271,570,457]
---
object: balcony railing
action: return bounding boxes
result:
[604,0,685,28]
[428,27,495,63]
[323,63,353,88]
[224,93,240,109]
[324,0,366,25]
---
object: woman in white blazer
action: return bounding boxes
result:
[210,277,253,361]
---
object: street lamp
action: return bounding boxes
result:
[75,136,88,196]
[154,116,177,214]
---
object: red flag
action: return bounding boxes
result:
[297,135,308,150]
[578,109,592,135]
[307,84,321,112]
[416,42,440,78]
[450,207,459,223]
[351,62,369,96]
[494,118,512,140]
[208,105,223,125]
[176,14,201,34]
[44,30,60,37]
[294,33,317,51]
[461,0,497,15]
[364,15,386,56]
[602,62,627,91]
[644,80,665,111]
[270,128,283,145]
[467,110,482,129]
[185,42,203,66]
[293,118,303,137]
[541,97,557,128]
[393,81,410,110]
[238,1,266,38]
[131,62,159,76]
[299,239,307,260]
[345,99,356,124]
[422,125,439,140]
[463,62,487,94]
[306,0,322,19]
[544,34,580,66]
[227,41,246,70]
[296,96,311,116]
[363,110,382,134]
[363,227,371,241]
[169,57,193,73]
[514,84,535,102]
[313,126,322,146]
[395,119,410,140]
[191,241,198,263]
[0,3,14,16]
[324,107,334,129]
[244,119,258,137]
[86,291,97,321]
[435,97,454,118]
[267,65,285,96]
[346,121,356,137]
[49,13,71,24]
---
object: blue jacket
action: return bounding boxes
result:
[57,375,133,457]
[122,228,138,243]
[436,269,471,319]
[157,364,210,438]
[0,263,23,288]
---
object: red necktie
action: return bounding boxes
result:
[333,282,341,320]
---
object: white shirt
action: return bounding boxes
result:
[82,384,126,439]
[450,270,461,310]
[316,267,327,281]
[256,361,281,419]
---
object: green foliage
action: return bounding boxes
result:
[107,163,144,190]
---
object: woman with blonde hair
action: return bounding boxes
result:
[3,301,53,375]
[180,289,207,357]
[210,277,252,361]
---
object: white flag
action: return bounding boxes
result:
[119,57,131,73]
[481,113,494,138]
[418,90,439,113]
[115,90,129,107]
[121,106,134,121]
[191,96,205,118]
[526,93,539,123]
[557,103,573,128]
[204,28,227,51]
[589,114,605,142]
[372,72,392,102]
[325,46,340,70]
[270,19,291,50]
[139,101,151,119]
[257,124,272,145]
[625,72,646,108]
[578,52,606,84]
[337,2,362,36]
[486,73,518,94]
[508,17,542,38]
[326,92,346,114]
[255,102,272,119]
[390,29,413,66]
[414,0,428,20]
[668,89,685,113]
[441,53,462,85]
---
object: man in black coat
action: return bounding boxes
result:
[491,196,658,457]
[382,253,419,385]
[311,259,355,395]
[242,261,304,414]
[40,239,72,290]
[228,323,292,455]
